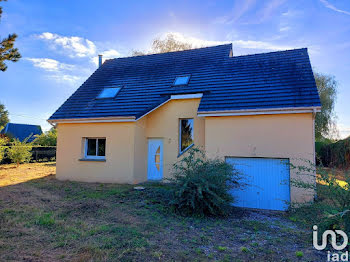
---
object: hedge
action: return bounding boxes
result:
[317,138,350,168]
[0,146,56,164]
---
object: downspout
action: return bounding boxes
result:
[312,108,317,200]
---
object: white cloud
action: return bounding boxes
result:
[259,0,286,22]
[35,32,121,66]
[232,39,292,50]
[215,0,287,25]
[319,0,350,16]
[90,49,120,66]
[338,124,350,139]
[282,9,300,17]
[25,57,85,86]
[26,58,75,72]
[48,74,84,85]
[279,26,291,32]
[213,0,256,25]
[167,32,293,51]
[37,32,97,58]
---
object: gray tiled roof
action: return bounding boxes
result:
[49,44,320,120]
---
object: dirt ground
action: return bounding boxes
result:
[0,162,55,187]
[0,163,325,261]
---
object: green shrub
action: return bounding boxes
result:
[291,162,350,234]
[0,136,8,163]
[168,147,242,216]
[317,137,350,168]
[7,138,32,166]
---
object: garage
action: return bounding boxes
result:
[226,157,290,211]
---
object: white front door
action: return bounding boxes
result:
[147,139,163,180]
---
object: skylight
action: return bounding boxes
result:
[97,87,121,99]
[173,75,190,86]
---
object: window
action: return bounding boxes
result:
[97,87,121,99]
[84,138,106,159]
[179,119,194,154]
[173,75,190,86]
[155,146,160,171]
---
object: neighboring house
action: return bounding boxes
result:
[49,44,321,211]
[0,123,42,142]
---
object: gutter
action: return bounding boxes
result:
[197,106,321,117]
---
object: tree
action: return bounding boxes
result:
[314,72,338,141]
[33,128,57,146]
[0,0,21,71]
[151,34,192,54]
[0,103,9,130]
[132,33,193,56]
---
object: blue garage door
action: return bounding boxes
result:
[226,157,290,211]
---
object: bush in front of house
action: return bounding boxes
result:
[7,138,33,166]
[168,147,242,216]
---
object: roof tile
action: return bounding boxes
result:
[49,44,320,120]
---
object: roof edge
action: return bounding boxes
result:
[48,116,136,124]
[197,106,321,117]
[107,44,233,61]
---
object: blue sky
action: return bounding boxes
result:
[1,0,349,137]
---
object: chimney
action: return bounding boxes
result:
[98,54,103,67]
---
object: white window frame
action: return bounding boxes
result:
[84,137,106,160]
[179,118,194,155]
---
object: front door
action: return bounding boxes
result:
[147,139,163,180]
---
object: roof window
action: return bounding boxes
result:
[173,75,190,86]
[97,87,121,99]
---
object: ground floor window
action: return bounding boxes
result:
[84,138,106,159]
[179,119,194,154]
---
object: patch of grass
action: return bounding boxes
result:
[295,251,304,258]
[241,220,270,232]
[240,247,248,253]
[69,186,131,200]
[0,162,324,261]
[217,246,227,252]
[35,212,55,227]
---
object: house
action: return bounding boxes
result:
[48,44,321,211]
[0,123,42,142]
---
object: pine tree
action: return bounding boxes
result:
[0,0,21,71]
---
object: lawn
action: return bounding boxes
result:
[0,163,324,261]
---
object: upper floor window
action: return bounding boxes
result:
[97,87,121,99]
[173,75,190,86]
[84,138,106,159]
[179,119,194,154]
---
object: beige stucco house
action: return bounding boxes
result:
[49,44,321,211]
